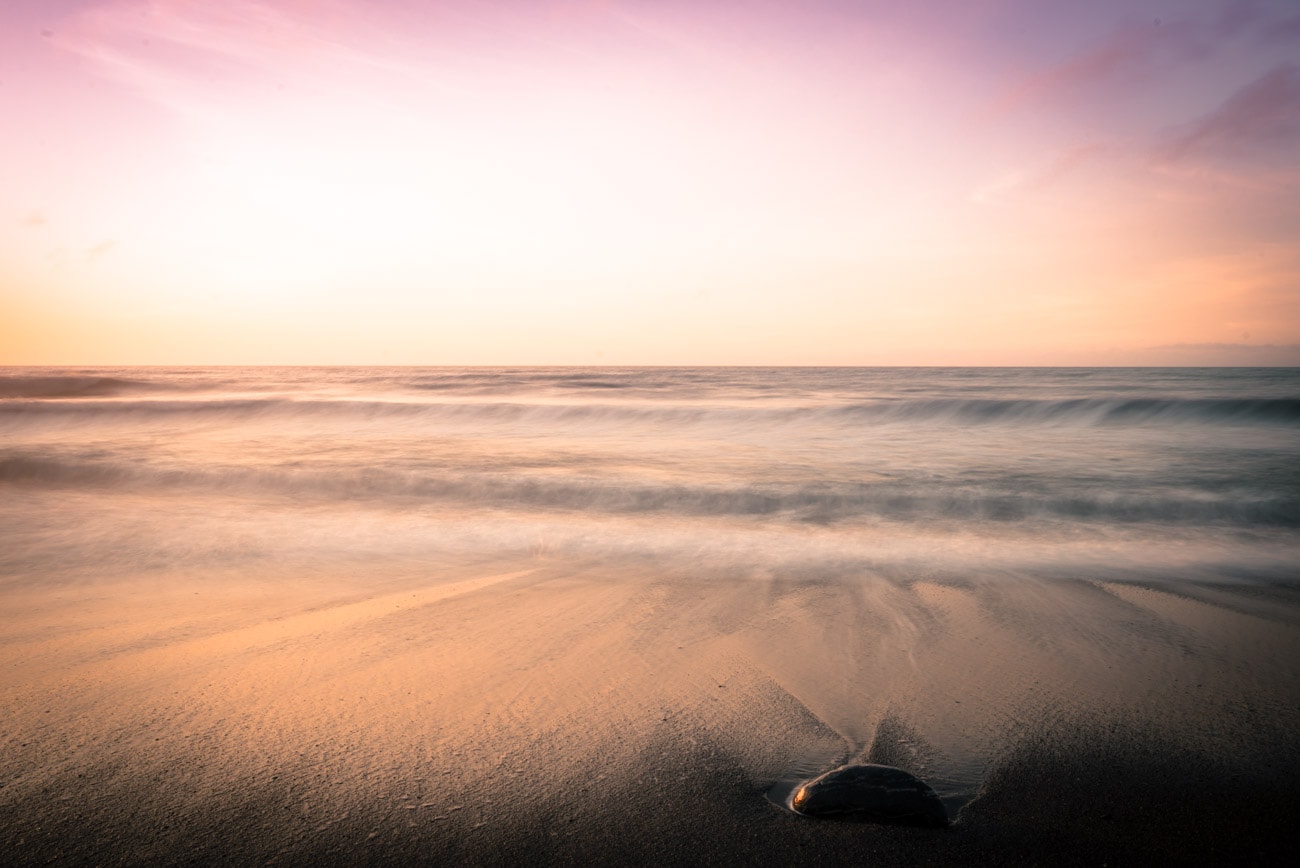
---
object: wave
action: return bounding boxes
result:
[3,454,1295,527]
[2,394,1298,428]
[835,397,1300,425]
[0,375,163,399]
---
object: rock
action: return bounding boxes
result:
[790,763,949,828]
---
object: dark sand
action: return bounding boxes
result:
[3,560,1299,865]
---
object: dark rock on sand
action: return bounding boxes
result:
[791,763,949,828]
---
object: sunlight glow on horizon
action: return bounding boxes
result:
[2,0,1298,365]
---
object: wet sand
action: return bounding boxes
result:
[3,559,1299,865]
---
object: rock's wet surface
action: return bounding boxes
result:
[791,763,949,828]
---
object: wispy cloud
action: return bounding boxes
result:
[51,0,429,125]
[982,25,1158,122]
[1148,342,1300,365]
[86,239,117,262]
[1256,9,1300,46]
[1212,0,1300,43]
[978,1,1298,125]
[1153,342,1296,351]
[971,140,1109,204]
[1158,63,1300,163]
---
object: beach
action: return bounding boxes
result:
[2,367,1299,864]
[5,557,1299,864]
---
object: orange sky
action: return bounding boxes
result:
[2,0,1298,365]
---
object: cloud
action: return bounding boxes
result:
[1153,342,1294,351]
[1258,11,1300,46]
[1148,342,1300,365]
[978,2,1300,125]
[1158,63,1300,163]
[1025,140,1109,189]
[979,16,1213,123]
[86,239,117,262]
[983,29,1144,121]
[971,140,1108,204]
[52,0,407,122]
[1213,0,1297,43]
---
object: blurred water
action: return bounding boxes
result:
[2,367,1297,586]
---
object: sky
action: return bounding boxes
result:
[2,0,1298,365]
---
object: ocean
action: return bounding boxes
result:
[2,366,1297,587]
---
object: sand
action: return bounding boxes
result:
[3,559,1299,865]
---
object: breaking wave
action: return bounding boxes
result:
[2,395,1297,428]
[3,454,1295,527]
[0,375,159,399]
[839,396,1300,425]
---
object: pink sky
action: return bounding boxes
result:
[2,0,1298,364]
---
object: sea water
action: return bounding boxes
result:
[2,367,1298,589]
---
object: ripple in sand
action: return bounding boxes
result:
[790,763,949,828]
